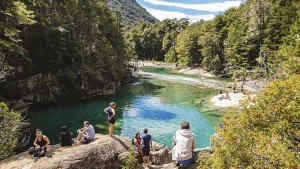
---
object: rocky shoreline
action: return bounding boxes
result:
[0,134,210,169]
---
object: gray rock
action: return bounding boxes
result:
[0,134,174,169]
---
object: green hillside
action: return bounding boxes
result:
[108,0,158,30]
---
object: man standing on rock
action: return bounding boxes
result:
[141,128,152,167]
[172,121,196,168]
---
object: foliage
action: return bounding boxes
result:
[278,3,300,76]
[124,18,189,62]
[121,148,139,169]
[126,0,300,78]
[0,0,35,81]
[0,102,21,160]
[107,0,158,30]
[198,74,300,168]
[0,0,131,100]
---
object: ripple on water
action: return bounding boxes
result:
[120,95,216,148]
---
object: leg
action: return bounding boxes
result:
[109,123,114,136]
[146,156,150,166]
[77,132,84,142]
[108,123,111,136]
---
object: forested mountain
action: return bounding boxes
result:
[0,0,131,106]
[125,0,300,79]
[108,0,158,30]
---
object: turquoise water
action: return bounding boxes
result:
[29,68,223,148]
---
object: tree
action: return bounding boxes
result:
[278,2,300,76]
[0,0,35,81]
[0,102,21,160]
[199,74,300,168]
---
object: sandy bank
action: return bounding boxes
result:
[132,61,216,78]
[211,93,256,108]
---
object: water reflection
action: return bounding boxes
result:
[29,71,222,148]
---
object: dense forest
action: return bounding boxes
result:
[0,0,132,159]
[0,0,131,105]
[108,0,158,30]
[125,0,300,79]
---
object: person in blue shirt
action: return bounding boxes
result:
[104,102,116,137]
[141,128,152,167]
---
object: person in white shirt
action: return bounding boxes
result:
[172,121,196,167]
[76,121,95,144]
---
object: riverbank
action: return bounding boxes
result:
[211,93,256,108]
[132,61,266,93]
[133,61,215,77]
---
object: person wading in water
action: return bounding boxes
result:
[104,102,116,137]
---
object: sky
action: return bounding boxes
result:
[135,0,244,22]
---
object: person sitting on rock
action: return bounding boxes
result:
[76,121,95,144]
[172,121,196,168]
[219,92,230,100]
[28,129,50,159]
[141,128,152,167]
[60,126,73,146]
[34,129,50,152]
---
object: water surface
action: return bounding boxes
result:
[30,68,224,148]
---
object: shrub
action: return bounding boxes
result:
[121,148,139,169]
[0,102,21,160]
[199,75,300,168]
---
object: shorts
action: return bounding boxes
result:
[178,157,194,167]
[142,148,150,156]
[108,118,115,124]
[80,137,92,144]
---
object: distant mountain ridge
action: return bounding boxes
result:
[108,0,158,30]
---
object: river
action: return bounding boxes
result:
[29,67,228,148]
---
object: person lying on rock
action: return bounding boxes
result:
[76,121,95,144]
[60,126,74,146]
[28,129,50,160]
[172,121,196,168]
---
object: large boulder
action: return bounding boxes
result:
[150,143,172,165]
[0,134,173,169]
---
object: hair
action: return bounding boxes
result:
[144,128,148,134]
[36,129,42,135]
[181,121,190,129]
[110,102,116,107]
[135,132,140,139]
[84,121,90,125]
[61,126,68,132]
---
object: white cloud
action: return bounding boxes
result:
[144,0,242,12]
[145,7,216,22]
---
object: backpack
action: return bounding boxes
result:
[28,147,45,157]
[132,138,135,146]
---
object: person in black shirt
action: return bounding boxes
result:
[60,126,73,146]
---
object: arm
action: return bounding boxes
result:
[33,137,39,147]
[77,127,86,133]
[192,136,196,151]
[150,139,152,149]
[111,108,116,118]
[141,139,144,146]
[42,136,50,149]
[172,133,177,147]
[103,108,108,114]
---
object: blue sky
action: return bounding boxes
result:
[136,0,243,22]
